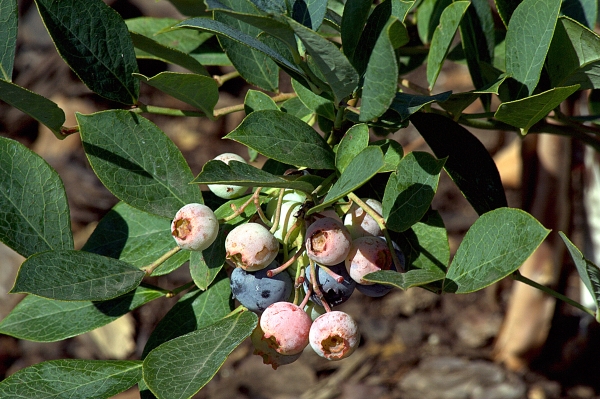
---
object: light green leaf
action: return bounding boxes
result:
[560,232,600,311]
[371,139,404,173]
[82,202,189,276]
[11,250,145,301]
[389,91,452,121]
[34,0,139,104]
[0,285,164,342]
[382,152,445,232]
[244,89,279,114]
[547,17,600,90]
[292,78,335,120]
[0,79,65,137]
[495,85,580,134]
[402,210,450,273]
[444,208,550,293]
[426,1,470,90]
[78,110,201,219]
[505,0,561,98]
[0,360,142,399]
[365,268,445,290]
[0,0,17,80]
[0,137,73,258]
[335,123,369,173]
[135,72,219,117]
[143,310,258,399]
[225,110,336,169]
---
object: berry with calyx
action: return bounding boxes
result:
[345,236,392,285]
[309,311,360,360]
[305,217,352,266]
[344,198,383,239]
[251,324,302,369]
[225,223,279,271]
[171,203,219,251]
[260,302,312,355]
[303,263,355,307]
[207,153,248,199]
[230,261,293,314]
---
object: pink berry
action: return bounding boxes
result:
[260,302,312,355]
[250,324,302,369]
[343,198,383,239]
[309,311,360,360]
[225,223,279,271]
[345,236,392,284]
[305,217,352,266]
[171,203,219,251]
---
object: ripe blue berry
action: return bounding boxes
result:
[230,261,293,314]
[303,263,355,307]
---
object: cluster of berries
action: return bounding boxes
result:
[171,154,404,369]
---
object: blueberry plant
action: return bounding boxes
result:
[1,0,600,397]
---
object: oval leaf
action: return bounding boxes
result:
[78,110,201,219]
[0,285,164,342]
[143,310,258,399]
[35,0,139,104]
[244,89,279,114]
[0,137,73,257]
[11,250,145,301]
[225,110,336,169]
[0,360,142,399]
[443,208,550,293]
[190,227,229,290]
[0,0,17,80]
[335,123,370,173]
[341,0,372,62]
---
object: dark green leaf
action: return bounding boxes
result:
[371,139,404,172]
[125,17,211,55]
[35,0,139,104]
[143,310,258,399]
[495,85,580,134]
[439,74,508,116]
[389,91,452,121]
[292,78,335,120]
[142,275,234,357]
[0,0,17,80]
[382,152,445,232]
[504,0,561,98]
[167,0,207,16]
[410,112,507,215]
[365,268,445,290]
[82,202,189,277]
[444,208,550,293]
[225,110,336,169]
[341,0,372,61]
[280,96,314,122]
[78,110,201,219]
[416,0,452,44]
[495,0,522,26]
[189,226,230,290]
[400,210,450,273]
[0,80,65,138]
[561,0,597,29]
[0,285,164,342]
[244,89,279,114]
[0,360,142,399]
[0,137,73,257]
[547,17,600,90]
[11,250,145,301]
[426,1,470,90]
[135,72,218,117]
[560,232,600,311]
[288,0,328,30]
[335,123,369,173]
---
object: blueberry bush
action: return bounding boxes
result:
[1,0,600,397]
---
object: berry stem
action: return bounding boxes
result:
[309,259,332,313]
[212,70,240,86]
[319,265,345,283]
[253,187,272,227]
[142,246,182,275]
[269,188,286,235]
[267,245,305,277]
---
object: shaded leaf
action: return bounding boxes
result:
[292,78,335,120]
[0,137,73,257]
[400,210,450,273]
[11,250,145,301]
[288,0,328,30]
[371,139,404,172]
[495,0,523,26]
[279,96,314,122]
[189,226,230,290]
[389,91,452,121]
[335,123,369,173]
[444,208,550,293]
[560,232,600,311]
[244,89,279,114]
[78,110,201,219]
[341,0,372,61]
[0,0,17,80]
[416,0,452,44]
[167,0,207,16]
[125,17,211,55]
[561,0,597,29]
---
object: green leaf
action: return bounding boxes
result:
[371,139,404,172]
[504,0,561,98]
[0,285,164,342]
[547,17,600,90]
[426,1,470,90]
[444,208,550,293]
[143,310,258,399]
[360,16,405,122]
[382,152,445,232]
[292,78,335,120]
[82,202,189,277]
[286,17,359,103]
[389,91,452,121]
[225,110,336,169]
[309,146,384,215]
[560,232,600,311]
[335,123,369,173]
[78,110,201,219]
[416,0,452,44]
[280,96,314,122]
[0,137,73,258]
[11,250,145,301]
[167,0,207,16]
[135,72,219,117]
[0,360,142,399]
[401,210,450,273]
[288,0,328,30]
[189,226,230,290]
[125,17,211,54]
[410,112,507,215]
[495,85,580,134]
[365,268,445,290]
[0,79,65,138]
[495,0,522,26]
[341,0,372,61]
[439,74,508,116]
[34,0,139,104]
[0,0,17,80]
[561,0,597,29]
[244,89,279,114]
[142,276,234,357]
